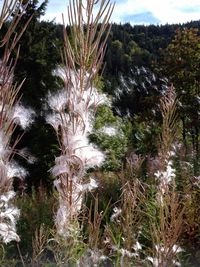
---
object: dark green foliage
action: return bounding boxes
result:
[16,188,55,252]
[12,1,63,189]
[112,66,168,117]
[9,9,200,188]
[90,105,132,170]
[22,118,59,190]
[1,4,200,263]
[160,28,200,155]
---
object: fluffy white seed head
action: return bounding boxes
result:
[111,207,122,222]
[46,113,62,131]
[7,162,28,179]
[101,126,117,136]
[75,144,105,169]
[12,104,35,129]
[0,130,9,158]
[81,177,98,191]
[48,67,111,238]
[154,158,176,192]
[0,191,20,243]
[47,90,67,112]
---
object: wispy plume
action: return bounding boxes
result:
[0,191,20,244]
[47,68,107,235]
[12,104,35,130]
[46,0,114,237]
[0,0,32,243]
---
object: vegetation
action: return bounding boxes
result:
[1,0,200,266]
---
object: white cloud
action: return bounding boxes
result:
[42,0,200,25]
[113,0,200,25]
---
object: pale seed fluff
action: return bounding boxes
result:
[146,244,183,267]
[101,126,117,136]
[46,113,62,131]
[133,241,142,252]
[110,207,122,222]
[0,130,9,158]
[147,255,179,267]
[0,191,20,243]
[77,249,108,267]
[154,158,176,188]
[48,67,109,237]
[75,144,105,169]
[47,90,67,112]
[0,104,34,244]
[12,104,35,129]
[54,177,98,236]
[112,246,138,258]
[81,177,98,191]
[7,162,28,179]
[154,244,183,254]
[55,198,82,237]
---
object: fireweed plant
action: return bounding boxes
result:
[104,154,145,266]
[146,86,185,267]
[46,0,114,237]
[0,0,34,244]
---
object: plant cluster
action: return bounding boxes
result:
[1,1,200,267]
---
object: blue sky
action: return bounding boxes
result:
[42,0,200,25]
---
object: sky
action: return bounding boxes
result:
[42,0,200,25]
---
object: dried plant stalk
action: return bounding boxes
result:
[149,190,184,267]
[47,0,114,237]
[32,224,49,266]
[147,86,185,267]
[159,85,178,157]
[0,0,33,244]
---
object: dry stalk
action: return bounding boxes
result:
[159,85,178,158]
[32,224,49,266]
[104,154,145,266]
[87,195,109,249]
[149,190,184,267]
[0,0,33,244]
[147,86,185,267]
[46,0,114,237]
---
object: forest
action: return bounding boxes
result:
[1,0,200,266]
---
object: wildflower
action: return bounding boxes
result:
[0,0,33,245]
[146,256,159,267]
[77,248,108,267]
[147,244,183,267]
[46,113,62,131]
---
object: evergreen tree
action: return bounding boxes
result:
[161,28,200,154]
[14,0,63,190]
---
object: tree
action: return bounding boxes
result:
[161,28,200,154]
[13,1,63,189]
